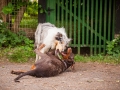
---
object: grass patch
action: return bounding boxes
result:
[74,54,120,64]
[0,46,35,63]
[0,47,120,64]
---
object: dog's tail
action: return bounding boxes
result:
[14,69,36,82]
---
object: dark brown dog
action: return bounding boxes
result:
[11,44,75,82]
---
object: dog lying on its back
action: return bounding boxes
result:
[11,44,75,82]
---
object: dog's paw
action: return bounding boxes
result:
[11,70,23,75]
[11,70,15,74]
[14,79,20,82]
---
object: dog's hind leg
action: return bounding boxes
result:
[11,70,26,75]
[11,64,36,76]
[14,69,36,82]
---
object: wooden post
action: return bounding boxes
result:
[38,0,46,23]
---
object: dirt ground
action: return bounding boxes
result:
[0,60,120,90]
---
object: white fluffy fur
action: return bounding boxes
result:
[35,22,71,61]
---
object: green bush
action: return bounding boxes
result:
[8,46,35,63]
[2,1,27,15]
[0,22,35,62]
[26,1,38,16]
[106,36,120,57]
[0,22,33,47]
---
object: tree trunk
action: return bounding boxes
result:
[12,6,27,32]
[0,0,7,22]
[11,0,29,32]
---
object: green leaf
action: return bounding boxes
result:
[39,5,42,8]
[2,2,14,15]
[7,3,13,7]
[40,9,44,13]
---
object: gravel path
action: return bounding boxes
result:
[0,62,120,90]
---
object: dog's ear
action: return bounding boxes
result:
[67,48,72,54]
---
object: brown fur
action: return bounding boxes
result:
[11,44,75,82]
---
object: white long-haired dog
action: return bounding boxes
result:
[35,22,71,61]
